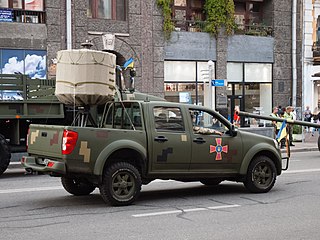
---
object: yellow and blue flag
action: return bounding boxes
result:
[123,58,134,69]
[276,120,287,142]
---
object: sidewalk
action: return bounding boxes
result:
[285,131,319,153]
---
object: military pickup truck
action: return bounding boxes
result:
[22,95,284,206]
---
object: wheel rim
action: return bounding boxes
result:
[252,162,273,188]
[111,171,136,200]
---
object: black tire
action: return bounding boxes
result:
[61,177,96,196]
[244,156,277,193]
[0,134,11,176]
[99,162,141,206]
[200,179,222,186]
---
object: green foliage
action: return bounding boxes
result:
[204,0,237,37]
[157,0,175,39]
[293,125,302,134]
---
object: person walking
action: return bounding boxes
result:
[303,106,312,132]
[271,107,285,148]
[283,106,295,146]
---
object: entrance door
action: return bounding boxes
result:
[227,95,243,126]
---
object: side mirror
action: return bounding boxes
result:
[231,125,238,137]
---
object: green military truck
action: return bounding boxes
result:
[0,74,65,176]
[22,93,285,206]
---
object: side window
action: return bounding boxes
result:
[189,109,227,135]
[154,107,184,132]
[104,102,142,130]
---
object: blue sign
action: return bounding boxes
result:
[0,9,13,22]
[211,79,225,87]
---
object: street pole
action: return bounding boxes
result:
[208,60,215,110]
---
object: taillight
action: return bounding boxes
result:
[62,130,78,155]
[26,128,30,150]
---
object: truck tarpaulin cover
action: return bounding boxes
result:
[55,49,116,106]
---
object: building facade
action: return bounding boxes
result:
[0,0,302,122]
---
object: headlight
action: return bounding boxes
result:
[273,139,280,149]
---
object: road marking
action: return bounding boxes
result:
[132,204,240,218]
[284,168,320,174]
[0,186,63,194]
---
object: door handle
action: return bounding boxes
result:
[154,136,168,142]
[193,137,206,144]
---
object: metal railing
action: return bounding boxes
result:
[172,19,273,37]
[10,9,46,23]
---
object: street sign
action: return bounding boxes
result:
[211,79,225,87]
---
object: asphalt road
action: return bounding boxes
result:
[1,151,320,240]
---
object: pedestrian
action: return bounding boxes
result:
[283,106,295,146]
[233,105,240,127]
[303,106,312,132]
[311,112,320,136]
[271,107,285,148]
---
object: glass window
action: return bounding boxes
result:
[197,61,214,83]
[0,0,9,8]
[13,0,22,8]
[174,0,186,7]
[1,49,24,74]
[0,49,47,79]
[88,0,126,21]
[105,102,142,130]
[227,62,243,82]
[189,109,227,135]
[25,50,46,79]
[97,0,111,19]
[245,63,272,82]
[154,107,184,132]
[164,61,196,82]
[24,0,44,11]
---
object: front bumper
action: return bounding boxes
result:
[21,156,66,175]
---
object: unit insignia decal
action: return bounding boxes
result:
[209,138,228,161]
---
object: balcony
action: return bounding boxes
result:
[313,43,320,65]
[0,9,45,24]
[172,19,273,37]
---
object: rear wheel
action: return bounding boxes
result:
[0,134,11,176]
[99,162,141,206]
[61,177,96,196]
[244,156,277,193]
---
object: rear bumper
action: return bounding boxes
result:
[21,156,66,174]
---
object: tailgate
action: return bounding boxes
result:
[28,124,65,159]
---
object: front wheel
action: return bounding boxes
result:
[244,156,277,193]
[61,177,96,196]
[99,162,141,206]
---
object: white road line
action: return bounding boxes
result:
[284,168,320,174]
[132,204,240,218]
[0,186,63,194]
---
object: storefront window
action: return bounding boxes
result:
[164,60,210,105]
[245,63,272,82]
[227,62,273,121]
[88,0,126,21]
